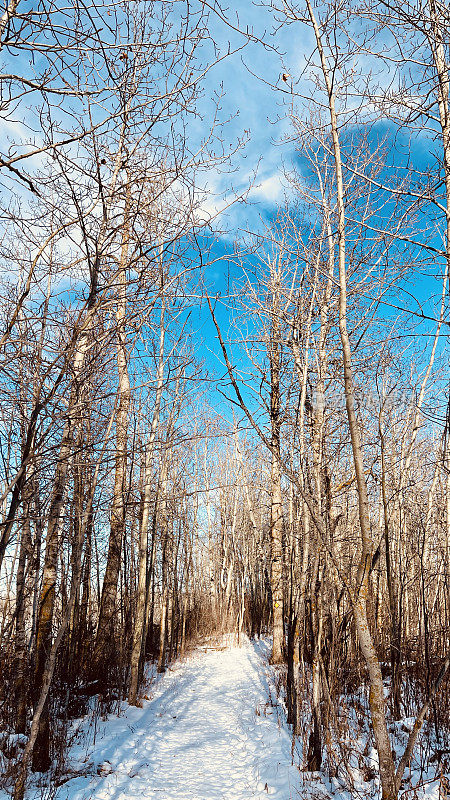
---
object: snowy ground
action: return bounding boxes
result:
[39,637,302,800]
[3,637,447,800]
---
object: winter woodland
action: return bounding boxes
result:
[0,2,449,800]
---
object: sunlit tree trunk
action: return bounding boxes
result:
[269,265,284,664]
[129,295,166,703]
[94,186,131,685]
[305,3,397,795]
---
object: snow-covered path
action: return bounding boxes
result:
[58,638,302,800]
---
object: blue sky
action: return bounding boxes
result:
[1,0,448,431]
[186,1,450,430]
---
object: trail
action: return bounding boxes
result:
[55,637,302,800]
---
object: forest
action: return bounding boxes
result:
[0,1,449,799]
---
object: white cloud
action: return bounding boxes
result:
[250,173,284,203]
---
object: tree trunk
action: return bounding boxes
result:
[269,277,284,664]
[305,3,397,796]
[94,187,131,686]
[129,294,166,702]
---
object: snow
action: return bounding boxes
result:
[34,637,302,800]
[2,637,447,800]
